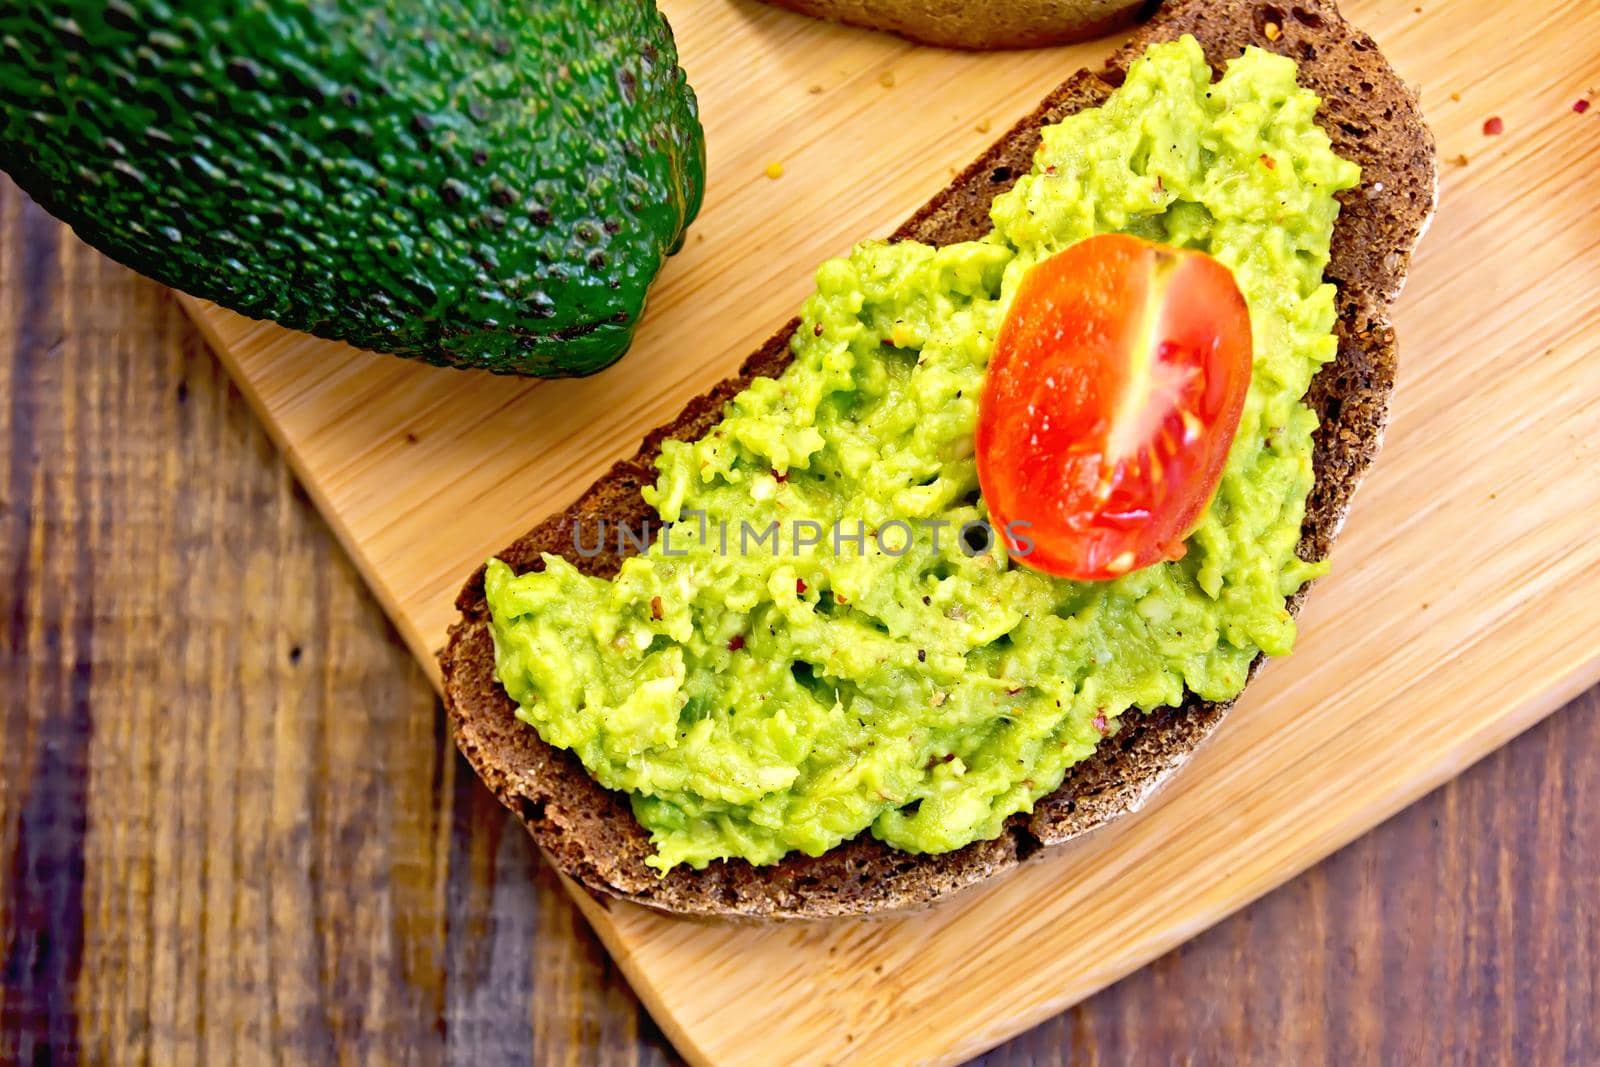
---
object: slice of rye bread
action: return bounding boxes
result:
[441,0,1437,920]
[760,0,1154,51]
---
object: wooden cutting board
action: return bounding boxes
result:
[180,1,1600,1063]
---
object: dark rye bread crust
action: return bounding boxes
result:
[441,0,1436,919]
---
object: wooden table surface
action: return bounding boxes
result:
[3,166,1597,1066]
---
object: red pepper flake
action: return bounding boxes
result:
[834,593,849,605]
[1093,713,1109,735]
[813,322,825,335]
[1482,115,1504,136]
[1259,153,1277,169]
[1576,99,1592,115]
[796,578,807,595]
[772,469,787,483]
[649,596,663,621]
[727,634,745,652]
[1006,686,1023,696]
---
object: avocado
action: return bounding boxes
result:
[0,1,705,376]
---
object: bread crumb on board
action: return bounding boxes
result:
[878,70,895,89]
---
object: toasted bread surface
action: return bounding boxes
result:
[442,0,1436,919]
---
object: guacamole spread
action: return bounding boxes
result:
[485,38,1361,871]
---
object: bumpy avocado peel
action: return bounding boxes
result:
[0,0,705,376]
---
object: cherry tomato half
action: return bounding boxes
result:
[976,234,1253,581]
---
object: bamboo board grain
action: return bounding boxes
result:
[179,1,1600,1063]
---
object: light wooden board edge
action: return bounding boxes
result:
[183,298,449,685]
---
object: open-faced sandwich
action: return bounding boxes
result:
[442,0,1436,918]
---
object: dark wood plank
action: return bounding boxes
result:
[1,175,1596,1065]
[0,178,675,1067]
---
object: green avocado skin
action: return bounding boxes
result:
[0,1,705,376]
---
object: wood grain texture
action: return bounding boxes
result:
[178,0,1600,1061]
[978,693,1600,1066]
[1,180,1597,1064]
[0,181,673,1067]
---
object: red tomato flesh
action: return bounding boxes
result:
[976,234,1253,581]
